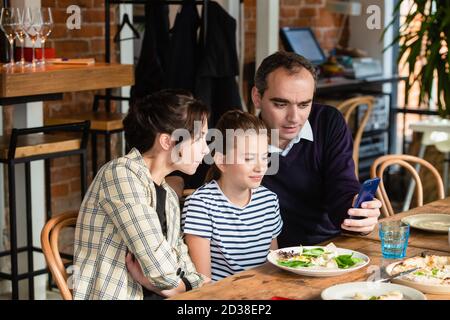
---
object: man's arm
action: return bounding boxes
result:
[322,107,381,233]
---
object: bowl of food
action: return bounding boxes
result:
[386,254,450,294]
[267,243,370,277]
[321,282,426,300]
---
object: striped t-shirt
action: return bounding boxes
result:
[181,180,283,281]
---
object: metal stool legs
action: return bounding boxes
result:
[7,161,19,300]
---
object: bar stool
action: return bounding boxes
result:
[45,95,129,175]
[0,121,89,300]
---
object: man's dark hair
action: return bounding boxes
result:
[123,89,209,154]
[254,51,318,96]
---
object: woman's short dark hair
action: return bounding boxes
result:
[123,89,209,154]
[254,51,318,96]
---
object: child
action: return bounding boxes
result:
[182,110,283,281]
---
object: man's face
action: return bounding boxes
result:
[252,67,315,149]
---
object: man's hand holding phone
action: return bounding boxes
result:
[341,178,382,234]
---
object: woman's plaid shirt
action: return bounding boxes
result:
[73,148,204,300]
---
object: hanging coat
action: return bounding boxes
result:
[166,0,200,92]
[130,1,170,104]
[131,0,201,103]
[195,1,242,127]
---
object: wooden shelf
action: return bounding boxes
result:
[0,63,134,98]
[45,111,125,131]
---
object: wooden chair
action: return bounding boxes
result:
[180,189,196,208]
[370,154,445,217]
[45,95,129,175]
[41,211,78,300]
[337,96,375,178]
[182,189,196,198]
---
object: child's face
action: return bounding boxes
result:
[221,133,269,189]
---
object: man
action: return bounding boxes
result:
[252,51,381,247]
[168,51,381,247]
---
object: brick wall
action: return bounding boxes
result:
[242,0,345,107]
[244,0,345,64]
[41,0,120,215]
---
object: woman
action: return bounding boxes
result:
[73,90,210,300]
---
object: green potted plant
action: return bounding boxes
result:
[386,0,450,117]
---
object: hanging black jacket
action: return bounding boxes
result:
[130,1,170,104]
[131,0,200,103]
[166,0,200,92]
[195,1,242,127]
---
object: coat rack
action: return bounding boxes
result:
[105,0,210,63]
[103,0,243,111]
[103,0,211,111]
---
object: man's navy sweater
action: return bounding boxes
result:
[262,103,361,247]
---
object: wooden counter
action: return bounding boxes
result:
[171,198,450,300]
[0,63,134,98]
[349,197,450,253]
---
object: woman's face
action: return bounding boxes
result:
[173,119,209,175]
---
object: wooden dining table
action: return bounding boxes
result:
[171,198,450,300]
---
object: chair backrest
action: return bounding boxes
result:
[370,154,445,217]
[41,211,78,300]
[182,189,196,198]
[337,96,375,178]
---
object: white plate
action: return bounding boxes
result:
[401,214,450,233]
[321,282,426,300]
[386,260,450,294]
[267,246,370,277]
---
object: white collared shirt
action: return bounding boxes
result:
[269,120,314,157]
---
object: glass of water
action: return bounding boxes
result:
[379,221,410,259]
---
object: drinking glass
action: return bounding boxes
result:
[0,7,16,67]
[37,7,52,65]
[23,7,40,67]
[12,7,26,65]
[379,221,410,259]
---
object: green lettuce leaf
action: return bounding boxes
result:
[277,260,312,268]
[334,254,363,269]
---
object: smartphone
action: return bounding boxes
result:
[352,177,380,218]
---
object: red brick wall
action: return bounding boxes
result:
[244,0,345,64]
[41,0,120,215]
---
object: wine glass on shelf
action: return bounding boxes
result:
[0,7,16,67]
[12,7,26,66]
[37,7,53,65]
[23,7,40,67]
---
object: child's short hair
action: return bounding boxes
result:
[205,110,267,182]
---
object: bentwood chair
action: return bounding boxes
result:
[370,154,445,217]
[41,211,78,300]
[337,96,375,178]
